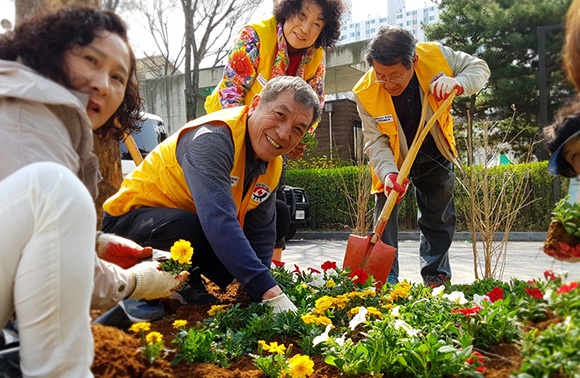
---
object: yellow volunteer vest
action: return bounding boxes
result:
[104,106,282,227]
[352,42,457,194]
[204,16,325,113]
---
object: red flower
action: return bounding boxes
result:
[452,306,482,316]
[544,270,557,281]
[321,261,337,271]
[467,351,485,372]
[556,282,579,295]
[271,260,285,267]
[486,287,504,302]
[349,268,369,285]
[525,287,544,300]
[308,267,321,274]
[294,264,301,274]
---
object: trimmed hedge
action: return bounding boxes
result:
[286,161,567,232]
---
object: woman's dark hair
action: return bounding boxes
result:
[274,0,346,49]
[0,6,142,139]
[545,97,580,178]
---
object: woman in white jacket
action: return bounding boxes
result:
[0,7,187,377]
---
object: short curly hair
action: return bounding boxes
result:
[0,6,142,140]
[274,0,347,49]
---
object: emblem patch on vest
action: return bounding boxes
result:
[374,114,394,123]
[231,176,239,187]
[257,73,268,88]
[251,183,271,203]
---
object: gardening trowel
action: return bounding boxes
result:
[342,90,458,286]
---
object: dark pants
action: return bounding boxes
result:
[102,208,234,289]
[376,151,455,281]
[275,199,291,250]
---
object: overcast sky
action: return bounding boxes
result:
[0,0,433,59]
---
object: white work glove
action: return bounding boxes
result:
[96,232,153,269]
[262,293,298,314]
[127,261,189,300]
[429,74,463,101]
[384,173,409,204]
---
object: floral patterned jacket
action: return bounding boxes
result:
[208,19,325,112]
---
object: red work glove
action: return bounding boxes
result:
[429,74,463,101]
[384,173,409,204]
[95,232,153,269]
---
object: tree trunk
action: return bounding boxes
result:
[15,0,122,230]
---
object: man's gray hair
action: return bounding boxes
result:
[260,76,322,128]
[365,24,416,68]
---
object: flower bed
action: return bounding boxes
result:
[91,262,580,377]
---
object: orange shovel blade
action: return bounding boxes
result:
[343,233,397,286]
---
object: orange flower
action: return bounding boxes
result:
[230,50,254,77]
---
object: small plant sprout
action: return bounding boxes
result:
[159,239,194,274]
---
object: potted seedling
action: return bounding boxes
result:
[543,197,580,262]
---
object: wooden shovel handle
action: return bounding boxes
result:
[123,132,144,166]
[372,89,458,242]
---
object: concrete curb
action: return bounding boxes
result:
[295,231,547,242]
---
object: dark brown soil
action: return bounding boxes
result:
[90,281,536,378]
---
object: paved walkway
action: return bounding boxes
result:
[280,238,580,284]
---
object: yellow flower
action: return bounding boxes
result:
[389,282,412,301]
[129,322,151,333]
[314,316,332,326]
[208,305,227,317]
[258,340,267,349]
[172,319,188,329]
[288,354,314,378]
[301,313,317,324]
[145,331,163,344]
[326,279,336,288]
[262,341,286,354]
[170,239,194,265]
[366,306,384,318]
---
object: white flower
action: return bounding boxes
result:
[326,269,339,278]
[313,324,333,346]
[543,288,554,305]
[442,291,468,305]
[473,294,490,306]
[349,306,368,330]
[335,334,346,346]
[391,305,401,318]
[393,319,420,337]
[309,274,325,288]
[431,285,446,297]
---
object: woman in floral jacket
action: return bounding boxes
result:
[205,0,345,118]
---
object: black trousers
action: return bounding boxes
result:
[102,208,234,289]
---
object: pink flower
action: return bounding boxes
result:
[486,287,504,302]
[321,261,337,271]
[349,268,369,285]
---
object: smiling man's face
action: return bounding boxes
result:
[247,91,313,162]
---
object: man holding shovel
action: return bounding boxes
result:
[352,25,490,286]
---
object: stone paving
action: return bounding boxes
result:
[281,238,580,284]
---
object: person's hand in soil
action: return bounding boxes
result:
[96,232,153,269]
[261,285,297,313]
[127,261,190,300]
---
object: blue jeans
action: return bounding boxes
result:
[375,151,455,281]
